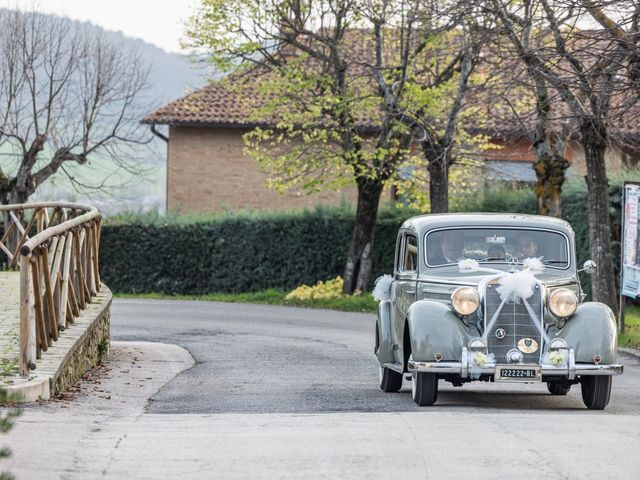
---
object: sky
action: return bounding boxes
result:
[0,0,200,53]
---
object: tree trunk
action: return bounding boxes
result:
[580,127,617,312]
[425,144,449,214]
[533,152,570,217]
[1,183,31,260]
[343,177,384,294]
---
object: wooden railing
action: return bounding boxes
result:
[0,202,102,376]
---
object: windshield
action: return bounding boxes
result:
[425,228,570,269]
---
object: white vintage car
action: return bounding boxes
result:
[374,213,623,409]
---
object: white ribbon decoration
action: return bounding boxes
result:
[372,274,393,302]
[458,258,548,343]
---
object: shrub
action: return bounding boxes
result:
[285,276,361,300]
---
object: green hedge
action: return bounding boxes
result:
[99,183,623,296]
[101,207,355,294]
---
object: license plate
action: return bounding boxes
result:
[496,366,541,382]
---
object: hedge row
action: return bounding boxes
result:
[99,183,622,297]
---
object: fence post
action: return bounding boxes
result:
[19,253,36,376]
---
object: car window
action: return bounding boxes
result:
[425,228,569,268]
[402,234,418,272]
[394,233,403,273]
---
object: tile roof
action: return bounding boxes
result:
[141,71,266,127]
[141,29,640,141]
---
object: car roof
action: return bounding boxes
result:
[401,213,574,237]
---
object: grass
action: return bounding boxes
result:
[115,289,378,313]
[619,306,640,349]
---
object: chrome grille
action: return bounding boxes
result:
[484,283,544,364]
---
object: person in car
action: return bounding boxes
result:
[431,231,465,265]
[516,234,539,259]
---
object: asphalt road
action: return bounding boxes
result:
[112,298,640,415]
[6,298,640,479]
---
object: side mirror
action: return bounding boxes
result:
[580,260,597,275]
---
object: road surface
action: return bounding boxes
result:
[4,298,640,479]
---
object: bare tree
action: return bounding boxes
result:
[0,9,151,206]
[487,0,640,311]
[580,1,640,90]
[485,3,573,217]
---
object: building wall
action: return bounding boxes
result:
[482,137,630,181]
[167,126,356,213]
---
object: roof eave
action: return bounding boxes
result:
[139,118,383,134]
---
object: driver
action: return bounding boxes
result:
[516,234,538,259]
[431,231,465,265]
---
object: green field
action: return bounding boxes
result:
[0,144,165,213]
[116,290,378,313]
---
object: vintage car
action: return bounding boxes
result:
[374,213,623,410]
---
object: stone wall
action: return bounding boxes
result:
[50,291,112,396]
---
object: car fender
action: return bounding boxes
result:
[556,302,617,364]
[406,300,472,362]
[375,300,395,365]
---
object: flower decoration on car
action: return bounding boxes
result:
[549,351,566,366]
[473,351,488,367]
[459,258,480,272]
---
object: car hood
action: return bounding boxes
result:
[419,269,577,287]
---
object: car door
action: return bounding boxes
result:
[393,231,418,364]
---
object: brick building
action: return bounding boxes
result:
[142,70,362,213]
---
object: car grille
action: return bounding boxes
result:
[484,282,544,364]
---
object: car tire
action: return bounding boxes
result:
[379,365,403,392]
[547,382,571,395]
[580,375,612,410]
[411,372,438,406]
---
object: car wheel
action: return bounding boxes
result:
[547,382,571,395]
[580,375,612,410]
[411,372,438,406]
[379,365,403,392]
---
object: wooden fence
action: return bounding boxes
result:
[0,202,101,376]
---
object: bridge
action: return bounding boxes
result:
[0,202,111,401]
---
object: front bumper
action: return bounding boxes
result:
[407,347,624,381]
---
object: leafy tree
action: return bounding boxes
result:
[187,0,489,290]
[360,2,489,213]
[187,0,419,292]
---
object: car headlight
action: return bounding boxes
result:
[451,287,480,316]
[548,288,577,318]
[548,338,568,350]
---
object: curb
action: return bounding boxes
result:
[619,347,640,361]
[3,376,49,402]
